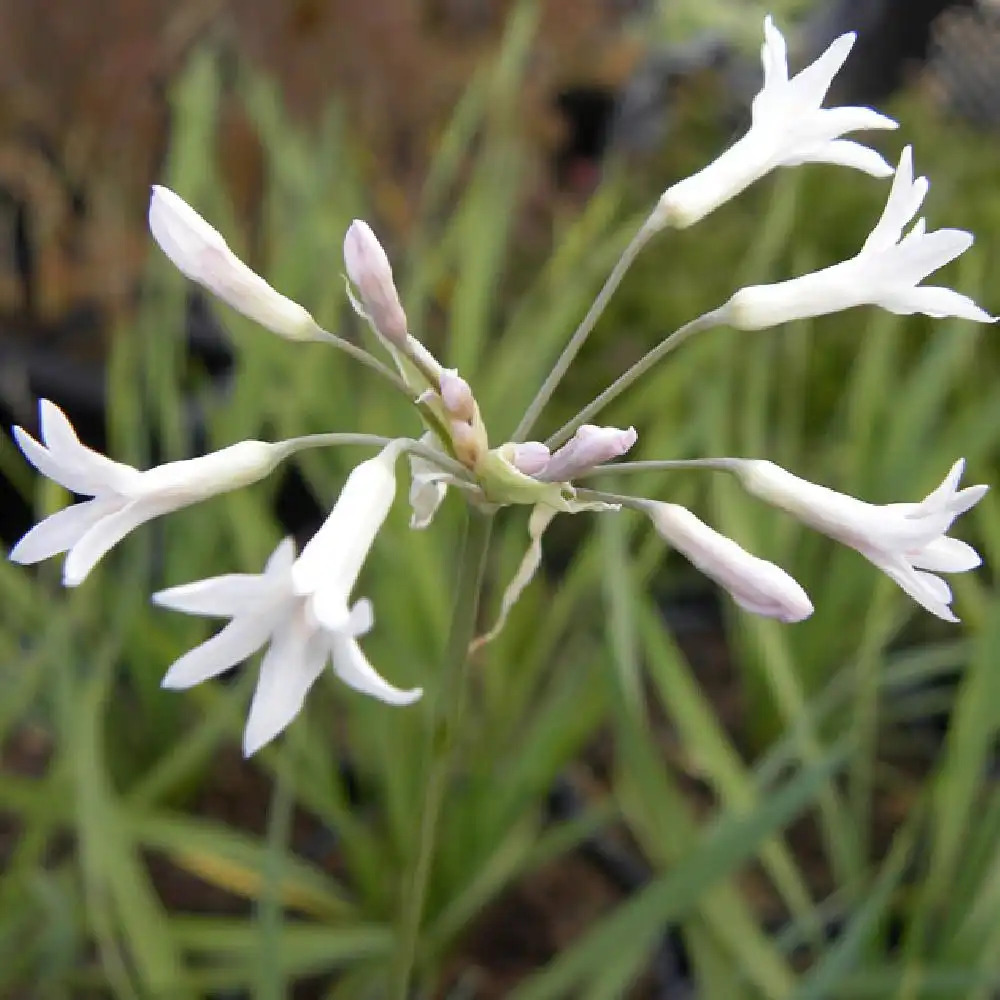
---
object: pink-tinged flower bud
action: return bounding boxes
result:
[439,369,477,422]
[343,220,408,347]
[649,502,813,623]
[537,424,638,482]
[510,442,551,477]
[149,186,319,341]
[450,420,486,469]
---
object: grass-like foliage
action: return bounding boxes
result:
[2,4,1000,998]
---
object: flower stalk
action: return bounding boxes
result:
[391,508,494,999]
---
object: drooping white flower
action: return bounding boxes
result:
[722,147,996,329]
[736,458,987,621]
[536,424,638,482]
[343,219,408,347]
[10,399,287,586]
[149,185,320,340]
[648,502,813,622]
[653,16,897,229]
[155,444,421,756]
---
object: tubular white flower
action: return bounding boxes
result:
[648,502,813,622]
[736,458,987,622]
[653,16,897,229]
[154,444,421,757]
[722,147,996,329]
[343,219,408,347]
[149,185,320,340]
[10,400,286,586]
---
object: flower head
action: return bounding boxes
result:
[722,147,996,329]
[10,400,285,586]
[648,502,813,622]
[155,444,420,756]
[149,185,320,340]
[736,459,987,621]
[343,219,408,347]
[654,16,897,229]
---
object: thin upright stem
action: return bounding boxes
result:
[545,310,722,450]
[312,328,413,395]
[579,458,742,477]
[390,509,494,1000]
[513,217,659,443]
[280,434,472,481]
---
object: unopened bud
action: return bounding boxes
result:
[149,186,319,341]
[439,369,477,422]
[450,420,486,469]
[537,424,637,482]
[648,502,813,623]
[510,442,551,476]
[343,219,408,347]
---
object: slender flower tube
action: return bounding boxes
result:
[155,444,421,756]
[149,185,320,340]
[736,459,987,621]
[536,424,638,482]
[648,502,813,622]
[653,16,897,229]
[10,400,287,586]
[343,219,409,347]
[722,147,995,328]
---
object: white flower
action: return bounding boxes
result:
[343,219,408,347]
[648,502,813,622]
[536,424,637,482]
[154,444,421,756]
[149,185,320,340]
[10,400,286,586]
[723,147,996,329]
[653,16,897,229]
[736,459,987,622]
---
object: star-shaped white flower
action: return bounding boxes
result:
[736,458,987,621]
[10,400,286,586]
[723,146,996,328]
[654,16,897,228]
[648,502,813,623]
[155,444,421,756]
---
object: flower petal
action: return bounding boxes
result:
[878,285,995,323]
[869,553,959,622]
[63,502,159,586]
[14,427,97,496]
[788,30,855,110]
[787,138,893,177]
[38,400,139,494]
[761,16,789,91]
[863,149,929,252]
[910,536,981,573]
[154,574,277,617]
[9,497,120,565]
[347,598,374,637]
[243,622,327,756]
[161,614,278,689]
[330,633,422,706]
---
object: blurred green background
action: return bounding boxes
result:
[2,0,1000,997]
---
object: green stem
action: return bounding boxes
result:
[513,217,658,443]
[545,310,721,450]
[312,328,413,395]
[390,509,494,999]
[579,458,741,477]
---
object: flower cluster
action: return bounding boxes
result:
[9,17,992,754]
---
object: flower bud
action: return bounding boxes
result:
[649,502,813,623]
[439,369,477,422]
[343,219,408,347]
[510,442,551,476]
[537,424,637,482]
[149,186,319,341]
